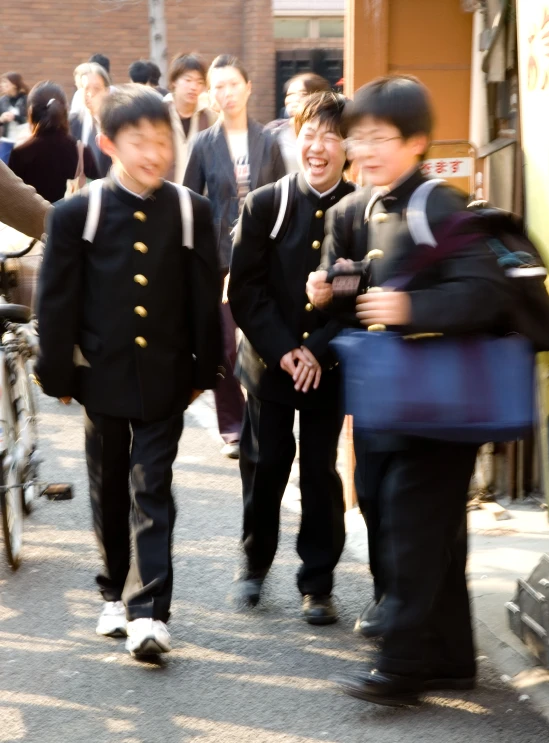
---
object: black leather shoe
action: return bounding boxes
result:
[233,577,264,607]
[354,599,385,639]
[302,595,338,625]
[333,670,423,707]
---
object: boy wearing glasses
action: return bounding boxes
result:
[228,92,355,624]
[307,76,510,706]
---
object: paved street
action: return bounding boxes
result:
[1,395,549,743]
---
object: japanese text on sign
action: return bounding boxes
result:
[421,157,473,178]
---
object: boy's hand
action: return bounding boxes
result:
[59,397,72,405]
[306,270,332,308]
[280,348,312,378]
[293,346,321,393]
[189,389,204,404]
[356,291,411,327]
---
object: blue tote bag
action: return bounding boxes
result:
[331,329,534,443]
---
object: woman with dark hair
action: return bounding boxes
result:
[8,81,99,203]
[266,72,332,172]
[0,72,30,141]
[185,54,285,458]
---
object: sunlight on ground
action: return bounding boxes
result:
[173,715,338,742]
[0,707,26,741]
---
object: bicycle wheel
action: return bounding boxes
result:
[0,453,23,570]
[19,357,39,515]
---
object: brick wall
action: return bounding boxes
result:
[0,0,275,122]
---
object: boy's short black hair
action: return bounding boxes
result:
[100,84,172,141]
[345,75,434,141]
[89,53,110,74]
[148,61,162,86]
[294,91,348,138]
[129,60,150,85]
[208,54,249,84]
[169,53,207,88]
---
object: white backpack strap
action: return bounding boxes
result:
[406,178,446,247]
[172,183,194,249]
[82,179,104,243]
[270,174,291,240]
[364,190,383,222]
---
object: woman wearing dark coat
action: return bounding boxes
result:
[0,72,29,140]
[8,81,99,203]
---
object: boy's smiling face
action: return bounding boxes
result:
[297,119,346,193]
[100,119,174,192]
[347,116,428,188]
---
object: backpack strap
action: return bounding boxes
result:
[270,173,297,241]
[406,178,446,247]
[171,183,194,249]
[82,179,104,243]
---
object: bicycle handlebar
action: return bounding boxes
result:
[0,239,38,262]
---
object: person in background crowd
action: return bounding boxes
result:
[70,63,112,177]
[36,85,222,659]
[164,54,217,183]
[129,60,150,85]
[8,81,99,203]
[266,73,331,172]
[0,159,50,239]
[89,53,111,75]
[69,63,91,116]
[229,92,354,621]
[0,72,30,141]
[147,62,169,97]
[184,54,285,459]
[306,75,511,707]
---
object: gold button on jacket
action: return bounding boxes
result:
[135,336,148,348]
[305,303,314,312]
[134,274,148,286]
[312,240,321,250]
[134,306,148,318]
[315,210,324,219]
[302,332,310,340]
[134,242,148,254]
[134,211,147,222]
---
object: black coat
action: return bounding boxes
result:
[323,168,512,335]
[8,130,99,203]
[36,177,222,421]
[323,168,513,449]
[184,118,286,272]
[69,113,112,178]
[229,174,356,409]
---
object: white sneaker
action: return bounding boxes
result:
[96,601,127,638]
[125,618,171,657]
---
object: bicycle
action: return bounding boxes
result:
[0,236,43,569]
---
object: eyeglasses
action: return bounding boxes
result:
[343,136,402,154]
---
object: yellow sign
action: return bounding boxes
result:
[517,2,549,262]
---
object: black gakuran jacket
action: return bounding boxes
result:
[36,177,222,421]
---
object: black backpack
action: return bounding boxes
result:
[408,180,549,352]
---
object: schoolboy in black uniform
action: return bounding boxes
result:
[36,86,221,658]
[229,93,355,624]
[307,77,512,704]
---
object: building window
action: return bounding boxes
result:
[274,17,344,40]
[274,18,311,39]
[318,18,344,38]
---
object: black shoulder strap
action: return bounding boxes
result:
[270,173,298,242]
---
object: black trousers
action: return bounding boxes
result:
[239,393,345,596]
[356,439,478,676]
[85,410,184,622]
